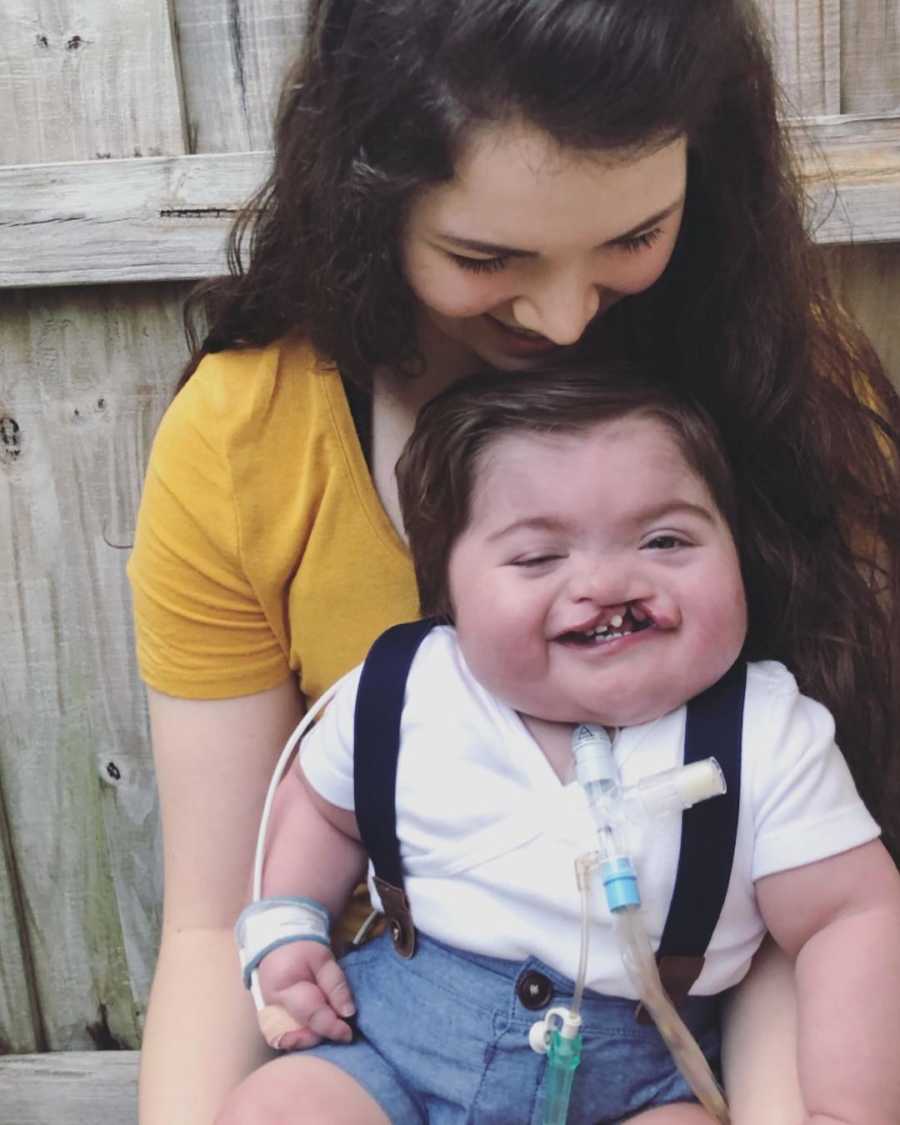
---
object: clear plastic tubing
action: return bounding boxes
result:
[571,725,731,1125]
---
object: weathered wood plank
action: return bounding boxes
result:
[791,111,900,244]
[0,785,41,1053]
[755,0,841,116]
[824,242,900,390]
[0,1051,138,1124]
[0,151,270,287]
[2,115,899,289]
[0,0,186,165]
[841,1,900,114]
[172,0,307,152]
[0,285,189,1049]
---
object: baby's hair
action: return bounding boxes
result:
[396,366,737,619]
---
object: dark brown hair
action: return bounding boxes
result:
[173,1,900,855]
[180,0,815,390]
[397,367,738,619]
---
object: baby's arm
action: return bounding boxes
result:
[756,838,900,1125]
[253,758,367,1050]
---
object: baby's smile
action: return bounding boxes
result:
[555,604,654,646]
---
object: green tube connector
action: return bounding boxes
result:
[541,1024,583,1125]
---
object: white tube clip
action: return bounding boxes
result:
[529,1007,583,1055]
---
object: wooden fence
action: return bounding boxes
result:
[1,1,899,1120]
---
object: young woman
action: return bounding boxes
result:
[128,1,900,1122]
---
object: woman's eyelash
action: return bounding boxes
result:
[450,253,509,274]
[450,227,663,271]
[618,227,663,254]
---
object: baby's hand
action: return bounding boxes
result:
[256,939,356,1051]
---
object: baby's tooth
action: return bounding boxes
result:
[610,614,623,629]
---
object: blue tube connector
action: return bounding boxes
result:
[600,856,640,912]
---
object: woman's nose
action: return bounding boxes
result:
[511,272,601,345]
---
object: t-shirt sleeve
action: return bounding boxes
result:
[127,362,291,698]
[748,665,880,881]
[298,665,361,810]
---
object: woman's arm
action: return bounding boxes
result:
[139,679,305,1125]
[756,841,900,1125]
[721,939,805,1125]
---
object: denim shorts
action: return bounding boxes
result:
[302,931,721,1124]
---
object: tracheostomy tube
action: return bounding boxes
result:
[573,724,730,1124]
[532,725,730,1125]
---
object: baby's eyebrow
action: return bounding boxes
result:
[487,502,718,542]
[435,197,685,258]
[630,501,718,526]
[486,515,568,542]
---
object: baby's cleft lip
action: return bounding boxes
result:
[553,602,655,640]
[557,608,627,636]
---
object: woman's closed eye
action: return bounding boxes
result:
[450,227,664,275]
[450,253,509,274]
[615,226,663,255]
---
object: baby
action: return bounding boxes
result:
[219,369,900,1125]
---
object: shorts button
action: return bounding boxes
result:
[517,969,554,1010]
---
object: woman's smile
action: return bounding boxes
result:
[484,315,561,356]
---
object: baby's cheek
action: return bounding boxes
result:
[705,586,748,662]
[459,624,533,698]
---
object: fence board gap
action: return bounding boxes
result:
[0,778,42,1053]
[171,0,307,153]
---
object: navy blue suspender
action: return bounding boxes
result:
[353,618,438,957]
[652,657,744,1005]
[352,619,745,1002]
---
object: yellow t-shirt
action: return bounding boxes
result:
[128,336,420,703]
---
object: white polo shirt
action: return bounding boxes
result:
[301,626,878,998]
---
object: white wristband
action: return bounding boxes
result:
[235,896,331,989]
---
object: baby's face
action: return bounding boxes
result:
[447,416,747,728]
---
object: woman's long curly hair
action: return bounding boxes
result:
[179,0,900,857]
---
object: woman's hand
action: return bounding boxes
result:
[257,939,356,1051]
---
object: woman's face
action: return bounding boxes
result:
[402,122,687,373]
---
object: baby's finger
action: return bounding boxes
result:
[306,1004,353,1043]
[276,1025,321,1052]
[313,956,356,1019]
[258,1003,305,1050]
[258,1004,323,1051]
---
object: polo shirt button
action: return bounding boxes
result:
[517,969,554,1010]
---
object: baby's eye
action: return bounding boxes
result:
[643,534,686,551]
[450,253,509,275]
[510,554,562,568]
